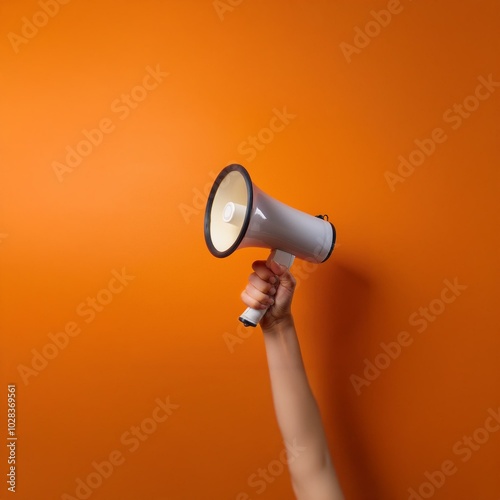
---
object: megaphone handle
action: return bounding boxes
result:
[239,249,295,327]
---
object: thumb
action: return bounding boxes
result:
[267,260,296,292]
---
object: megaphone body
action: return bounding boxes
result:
[204,164,336,326]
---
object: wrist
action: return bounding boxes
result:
[262,314,295,334]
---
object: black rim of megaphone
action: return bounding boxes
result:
[322,222,336,262]
[204,164,253,258]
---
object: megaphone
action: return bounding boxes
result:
[204,164,336,327]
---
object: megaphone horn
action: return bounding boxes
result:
[204,164,336,327]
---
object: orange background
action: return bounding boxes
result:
[1,1,499,499]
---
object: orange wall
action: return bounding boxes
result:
[1,1,499,499]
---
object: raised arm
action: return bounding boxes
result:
[241,257,344,500]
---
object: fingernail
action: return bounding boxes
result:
[269,298,275,305]
[270,276,277,284]
[269,287,276,295]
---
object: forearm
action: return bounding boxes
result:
[262,316,332,476]
[242,259,343,498]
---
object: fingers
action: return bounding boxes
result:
[241,285,275,310]
[267,260,288,277]
[251,260,278,283]
[248,272,276,295]
[249,260,296,294]
[241,261,278,310]
[266,260,296,293]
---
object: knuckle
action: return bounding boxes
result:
[251,260,265,271]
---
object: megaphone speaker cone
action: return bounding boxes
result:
[204,164,253,258]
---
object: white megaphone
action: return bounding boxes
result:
[204,164,336,327]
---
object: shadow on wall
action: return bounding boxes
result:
[312,260,384,500]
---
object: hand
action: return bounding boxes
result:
[240,255,296,331]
